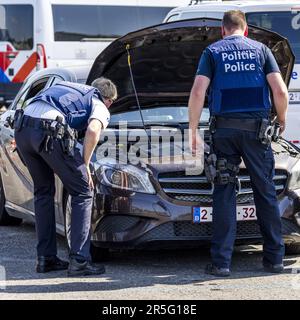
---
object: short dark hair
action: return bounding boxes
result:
[91,77,118,101]
[222,10,247,31]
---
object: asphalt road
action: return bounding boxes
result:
[1,222,300,300]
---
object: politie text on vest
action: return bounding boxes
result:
[222,49,257,73]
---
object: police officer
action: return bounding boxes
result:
[188,10,288,277]
[15,77,117,276]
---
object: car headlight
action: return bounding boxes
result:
[286,157,300,190]
[93,158,156,194]
[288,167,300,191]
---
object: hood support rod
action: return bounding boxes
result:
[125,44,151,144]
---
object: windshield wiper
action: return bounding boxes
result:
[108,121,209,129]
[108,122,185,129]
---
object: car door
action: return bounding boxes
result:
[0,76,51,214]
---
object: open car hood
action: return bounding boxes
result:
[87,18,295,112]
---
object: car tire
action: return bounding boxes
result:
[285,243,300,255]
[63,193,110,262]
[0,177,22,226]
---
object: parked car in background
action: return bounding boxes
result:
[0,0,187,106]
[1,18,300,261]
[164,0,300,145]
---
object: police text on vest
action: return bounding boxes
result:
[222,49,257,73]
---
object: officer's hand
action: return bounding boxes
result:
[86,165,94,190]
[189,129,204,156]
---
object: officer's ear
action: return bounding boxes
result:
[244,25,249,37]
[221,25,225,38]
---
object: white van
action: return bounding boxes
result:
[0,0,188,105]
[164,1,300,144]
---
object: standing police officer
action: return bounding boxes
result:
[15,77,117,276]
[189,11,288,277]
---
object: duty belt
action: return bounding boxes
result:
[22,115,60,130]
[211,116,281,144]
[22,115,78,156]
[214,117,260,132]
[204,115,281,185]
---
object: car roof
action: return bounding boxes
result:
[26,65,91,84]
[168,1,300,15]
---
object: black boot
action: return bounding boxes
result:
[263,261,284,273]
[205,263,231,277]
[36,256,69,273]
[67,258,105,277]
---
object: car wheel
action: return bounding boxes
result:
[285,243,300,255]
[64,193,110,262]
[0,177,22,226]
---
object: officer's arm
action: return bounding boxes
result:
[83,119,102,167]
[267,72,289,131]
[188,75,211,131]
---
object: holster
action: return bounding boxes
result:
[258,119,281,144]
[204,116,240,185]
[13,109,24,132]
[215,158,239,185]
[258,119,273,144]
[40,116,77,156]
[204,153,217,183]
[60,123,77,157]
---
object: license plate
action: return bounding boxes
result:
[289,91,300,103]
[192,205,257,223]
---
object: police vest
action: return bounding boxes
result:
[207,36,271,115]
[31,81,103,131]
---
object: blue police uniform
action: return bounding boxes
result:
[15,82,104,262]
[32,81,103,131]
[197,35,285,269]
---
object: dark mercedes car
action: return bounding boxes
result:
[1,18,300,260]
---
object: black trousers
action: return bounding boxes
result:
[211,128,285,268]
[15,125,93,261]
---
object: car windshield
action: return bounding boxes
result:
[109,106,210,126]
[246,11,300,63]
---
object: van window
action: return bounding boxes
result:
[181,11,224,20]
[247,11,300,63]
[52,5,173,41]
[0,5,33,50]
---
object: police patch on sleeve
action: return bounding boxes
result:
[221,49,258,73]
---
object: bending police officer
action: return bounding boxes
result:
[15,78,117,276]
[188,11,289,276]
